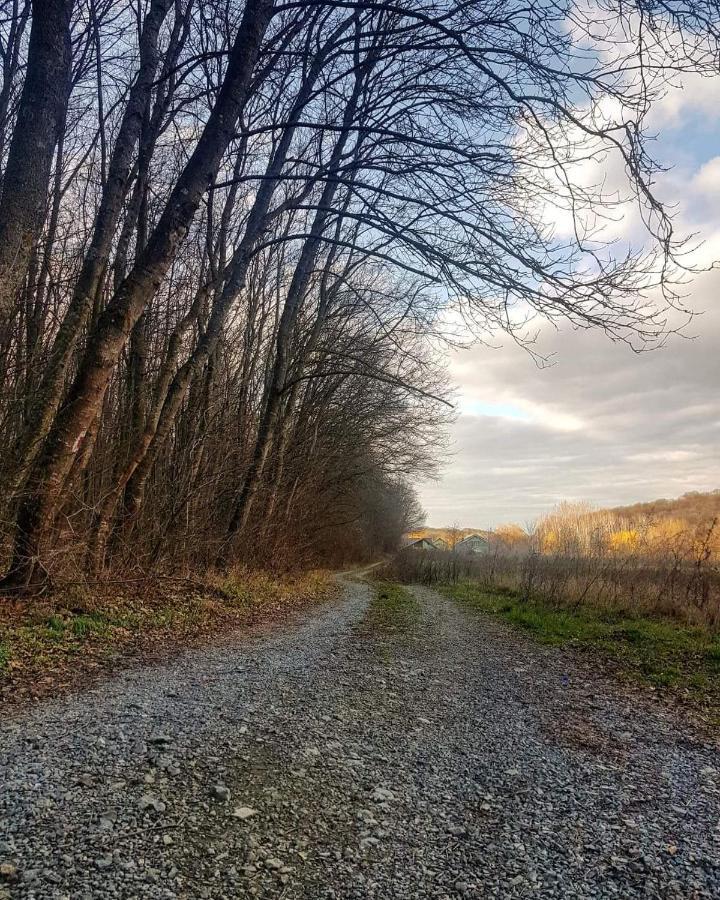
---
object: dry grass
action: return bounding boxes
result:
[386,543,720,629]
[0,568,337,707]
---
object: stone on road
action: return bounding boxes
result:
[1,579,719,899]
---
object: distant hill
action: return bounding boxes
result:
[408,491,720,546]
[406,488,720,546]
[405,526,491,546]
[608,490,720,527]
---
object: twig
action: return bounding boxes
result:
[118,816,186,839]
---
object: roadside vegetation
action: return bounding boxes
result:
[395,498,720,629]
[358,582,420,637]
[442,582,720,709]
[388,497,720,718]
[0,569,335,706]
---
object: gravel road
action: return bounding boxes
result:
[1,577,719,899]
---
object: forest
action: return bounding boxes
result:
[0,0,719,594]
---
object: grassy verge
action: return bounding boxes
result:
[358,581,420,636]
[0,569,336,707]
[441,582,720,716]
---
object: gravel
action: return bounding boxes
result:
[1,578,719,899]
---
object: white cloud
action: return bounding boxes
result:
[692,157,720,196]
[417,44,720,528]
[649,74,720,128]
[627,450,701,463]
[455,393,584,432]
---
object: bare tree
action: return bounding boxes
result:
[3,0,175,494]
[2,0,276,590]
[0,0,718,594]
[0,0,73,337]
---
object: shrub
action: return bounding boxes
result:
[386,541,720,629]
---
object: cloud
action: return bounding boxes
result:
[418,71,720,528]
[692,156,720,194]
[455,394,584,432]
[456,399,531,422]
[627,450,701,463]
[649,73,720,128]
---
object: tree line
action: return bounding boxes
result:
[393,498,720,628]
[0,0,718,593]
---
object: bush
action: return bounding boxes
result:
[385,543,720,629]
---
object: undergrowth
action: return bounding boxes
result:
[0,568,336,705]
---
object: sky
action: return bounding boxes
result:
[418,70,720,529]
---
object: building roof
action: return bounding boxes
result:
[405,537,435,548]
[457,533,488,544]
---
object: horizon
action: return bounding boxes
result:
[420,486,720,531]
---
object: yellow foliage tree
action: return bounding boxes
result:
[608,529,639,553]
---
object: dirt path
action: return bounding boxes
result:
[1,580,719,899]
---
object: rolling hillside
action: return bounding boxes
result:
[608,490,720,527]
[405,526,491,546]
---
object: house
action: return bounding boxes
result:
[431,537,448,551]
[404,537,436,551]
[455,533,489,554]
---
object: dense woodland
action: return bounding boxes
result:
[502,491,720,557]
[610,490,720,529]
[1,0,719,593]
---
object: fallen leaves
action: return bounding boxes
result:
[1,570,338,710]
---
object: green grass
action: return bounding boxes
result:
[441,582,720,707]
[360,581,420,635]
[35,609,116,640]
[70,611,112,637]
[0,642,9,673]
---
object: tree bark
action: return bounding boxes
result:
[85,285,206,571]
[0,0,73,339]
[0,1,32,197]
[115,28,345,527]
[3,0,173,495]
[2,0,275,592]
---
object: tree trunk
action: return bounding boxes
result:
[0,0,73,338]
[116,32,341,525]
[2,0,275,592]
[0,2,32,192]
[3,0,173,496]
[85,287,205,571]
[222,79,365,552]
[260,251,343,530]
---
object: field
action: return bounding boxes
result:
[388,498,720,720]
